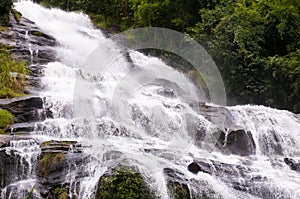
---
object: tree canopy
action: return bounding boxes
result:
[3,0,300,112]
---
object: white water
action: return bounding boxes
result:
[0,139,41,199]
[10,1,300,198]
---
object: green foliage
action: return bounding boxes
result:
[54,187,68,199]
[32,0,300,112]
[167,181,190,199]
[0,109,14,134]
[12,9,21,23]
[0,0,13,25]
[96,167,155,199]
[191,0,300,112]
[129,0,200,31]
[39,153,65,176]
[0,44,29,98]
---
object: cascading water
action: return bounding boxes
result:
[0,139,41,199]
[5,1,299,198]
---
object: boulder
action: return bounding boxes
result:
[0,96,50,123]
[163,168,191,199]
[95,166,155,199]
[284,158,300,172]
[188,161,212,175]
[216,129,256,156]
[36,140,89,198]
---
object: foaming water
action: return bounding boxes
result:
[10,1,300,198]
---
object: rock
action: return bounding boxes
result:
[163,168,191,199]
[0,149,28,188]
[0,96,50,123]
[95,166,155,199]
[216,129,256,156]
[40,140,81,154]
[284,158,300,172]
[36,140,89,198]
[8,122,35,133]
[167,181,190,199]
[0,139,39,199]
[188,161,212,175]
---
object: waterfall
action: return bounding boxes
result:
[5,1,300,198]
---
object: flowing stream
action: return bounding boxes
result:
[5,1,300,198]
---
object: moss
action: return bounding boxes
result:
[0,87,26,98]
[96,167,155,199]
[54,187,68,199]
[40,140,75,147]
[0,44,29,99]
[31,31,43,37]
[0,26,5,31]
[39,153,65,176]
[0,109,14,134]
[12,9,21,23]
[167,181,190,199]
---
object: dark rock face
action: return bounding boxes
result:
[163,168,191,199]
[1,13,57,66]
[0,149,28,189]
[187,159,288,198]
[216,129,256,156]
[36,140,89,198]
[1,12,57,96]
[188,161,212,175]
[0,96,49,124]
[0,139,40,199]
[284,158,300,172]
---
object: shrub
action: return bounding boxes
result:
[0,44,29,98]
[0,109,14,134]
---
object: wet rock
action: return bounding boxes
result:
[36,140,89,198]
[167,181,190,199]
[259,130,284,155]
[8,122,35,133]
[0,149,28,188]
[188,161,212,175]
[0,96,48,123]
[216,129,256,156]
[284,158,300,172]
[163,168,191,199]
[40,140,81,154]
[95,166,155,199]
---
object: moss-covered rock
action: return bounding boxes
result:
[167,181,190,199]
[54,187,68,199]
[12,9,21,23]
[0,109,14,134]
[38,152,65,177]
[96,166,155,199]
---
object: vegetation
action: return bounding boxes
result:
[54,187,68,199]
[0,0,13,25]
[167,181,190,199]
[96,167,155,199]
[12,9,21,23]
[30,0,300,113]
[0,44,28,98]
[38,153,65,176]
[0,109,14,134]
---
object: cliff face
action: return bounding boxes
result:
[0,12,59,198]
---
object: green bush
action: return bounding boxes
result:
[0,44,29,98]
[0,0,13,25]
[0,109,14,134]
[96,167,155,199]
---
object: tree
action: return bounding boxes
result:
[0,0,13,25]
